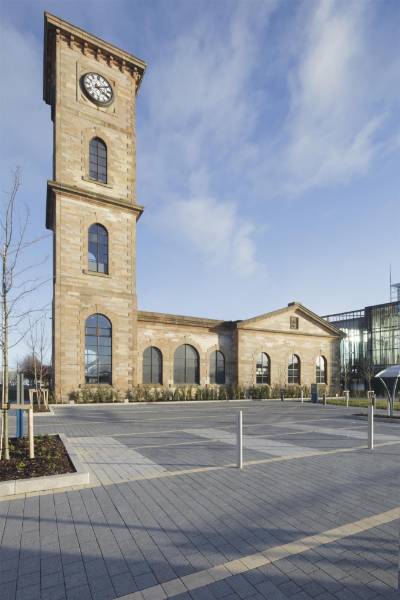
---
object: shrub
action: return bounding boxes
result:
[68,390,79,402]
[67,382,337,404]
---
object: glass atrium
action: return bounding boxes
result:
[323,300,400,391]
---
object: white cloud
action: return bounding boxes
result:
[278,0,400,194]
[138,2,277,276]
[138,1,278,196]
[139,0,400,247]
[160,197,261,277]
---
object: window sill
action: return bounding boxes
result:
[83,269,110,278]
[82,176,113,189]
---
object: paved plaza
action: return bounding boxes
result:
[0,400,399,600]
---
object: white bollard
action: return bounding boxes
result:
[301,390,304,404]
[28,407,34,459]
[345,390,349,407]
[237,411,243,469]
[368,402,374,450]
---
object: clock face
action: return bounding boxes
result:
[82,72,114,105]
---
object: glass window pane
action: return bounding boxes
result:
[89,138,107,183]
[85,313,112,385]
[143,364,151,384]
[174,344,198,384]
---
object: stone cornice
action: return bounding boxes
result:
[46,180,144,230]
[43,11,147,105]
[237,326,340,339]
[137,310,237,330]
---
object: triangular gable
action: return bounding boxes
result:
[238,303,344,337]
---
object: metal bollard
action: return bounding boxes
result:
[301,390,304,404]
[323,392,326,406]
[28,407,34,459]
[237,411,243,469]
[345,390,349,407]
[16,371,24,438]
[368,397,374,450]
[16,410,23,438]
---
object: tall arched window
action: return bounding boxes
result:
[174,344,199,384]
[89,137,107,183]
[85,314,112,384]
[316,356,327,384]
[143,347,162,384]
[209,350,225,384]
[288,354,300,384]
[256,352,270,384]
[88,224,108,274]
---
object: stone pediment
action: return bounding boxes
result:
[238,302,343,337]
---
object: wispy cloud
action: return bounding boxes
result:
[138,1,276,277]
[139,0,399,277]
[1,0,398,327]
[159,197,261,277]
[275,0,400,194]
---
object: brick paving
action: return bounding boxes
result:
[0,401,399,599]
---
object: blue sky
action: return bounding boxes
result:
[1,0,399,364]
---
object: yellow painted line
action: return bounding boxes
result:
[116,506,400,599]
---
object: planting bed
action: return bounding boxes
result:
[0,434,74,481]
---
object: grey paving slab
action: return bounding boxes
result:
[1,402,399,600]
[185,427,318,457]
[67,437,167,484]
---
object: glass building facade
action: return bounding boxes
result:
[323,301,400,390]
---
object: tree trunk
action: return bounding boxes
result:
[2,251,9,459]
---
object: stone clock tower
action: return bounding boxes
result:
[43,13,146,400]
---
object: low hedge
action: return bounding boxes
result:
[66,383,318,403]
[324,397,400,410]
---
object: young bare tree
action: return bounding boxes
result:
[1,168,49,459]
[358,357,375,393]
[342,362,352,393]
[25,312,51,405]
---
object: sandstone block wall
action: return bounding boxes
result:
[137,313,236,386]
[45,15,145,400]
[52,193,138,399]
[237,306,340,391]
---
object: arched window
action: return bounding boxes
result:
[288,354,300,384]
[209,350,225,384]
[316,356,327,384]
[174,344,199,384]
[89,137,107,183]
[85,314,112,384]
[143,347,162,384]
[88,224,108,274]
[256,352,270,384]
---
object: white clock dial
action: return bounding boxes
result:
[82,72,113,105]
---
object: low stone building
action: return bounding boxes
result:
[136,304,342,391]
[43,13,342,401]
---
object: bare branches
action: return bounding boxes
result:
[358,357,376,391]
[1,168,49,459]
